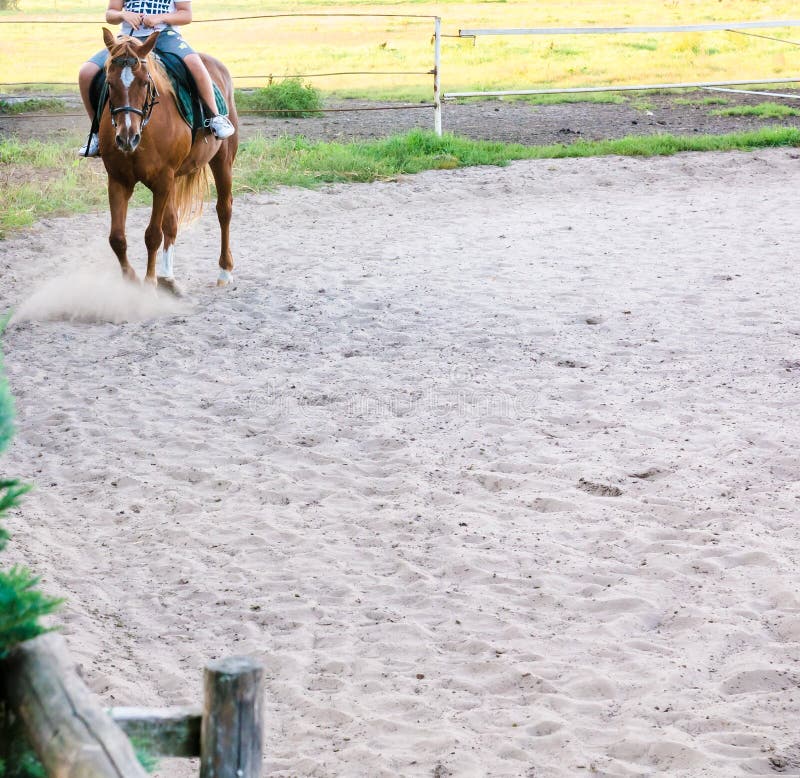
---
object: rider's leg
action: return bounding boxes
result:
[182,53,235,138]
[77,60,103,156]
[183,53,222,117]
[156,31,234,137]
[78,61,101,123]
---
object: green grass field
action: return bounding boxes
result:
[2,1,800,98]
[3,127,800,236]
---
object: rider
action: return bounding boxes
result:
[77,0,235,156]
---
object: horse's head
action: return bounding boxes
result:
[102,28,160,153]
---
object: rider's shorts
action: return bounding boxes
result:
[88,26,196,68]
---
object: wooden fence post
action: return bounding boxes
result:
[199,656,264,778]
[1,632,149,778]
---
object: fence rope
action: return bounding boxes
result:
[0,12,438,24]
[0,104,436,119]
[0,70,435,87]
[724,28,800,47]
[458,20,800,36]
[236,71,435,79]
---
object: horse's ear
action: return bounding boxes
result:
[102,27,115,51]
[137,31,161,58]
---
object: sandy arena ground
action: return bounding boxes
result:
[3,149,800,776]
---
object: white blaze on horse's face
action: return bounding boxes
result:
[109,58,149,153]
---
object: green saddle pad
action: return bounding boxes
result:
[154,51,228,131]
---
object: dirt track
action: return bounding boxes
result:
[4,90,800,145]
[5,80,800,778]
[5,146,800,777]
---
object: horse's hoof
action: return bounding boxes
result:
[216,278,232,288]
[158,276,184,297]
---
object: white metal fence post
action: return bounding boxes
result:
[434,16,442,136]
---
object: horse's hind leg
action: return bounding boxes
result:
[209,149,235,286]
[108,179,136,281]
[157,194,182,297]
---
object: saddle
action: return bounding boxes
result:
[90,51,228,139]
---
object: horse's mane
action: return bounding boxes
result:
[105,35,174,100]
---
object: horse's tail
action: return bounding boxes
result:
[174,165,210,225]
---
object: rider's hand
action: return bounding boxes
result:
[141,14,164,28]
[121,10,142,29]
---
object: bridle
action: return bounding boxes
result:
[108,54,160,130]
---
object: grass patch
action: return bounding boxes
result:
[674,96,732,106]
[0,138,151,237]
[538,127,800,157]
[544,45,582,58]
[3,127,800,235]
[236,79,323,117]
[621,40,659,52]
[513,92,627,106]
[130,739,158,773]
[0,98,66,115]
[325,85,433,102]
[711,102,800,118]
[237,127,800,191]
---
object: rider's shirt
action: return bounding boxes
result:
[120,0,191,37]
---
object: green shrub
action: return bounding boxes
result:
[236,78,323,117]
[0,706,46,778]
[0,0,20,9]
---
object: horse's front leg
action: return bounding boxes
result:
[144,181,172,287]
[108,178,136,281]
[157,194,182,297]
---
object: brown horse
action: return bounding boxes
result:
[98,28,238,291]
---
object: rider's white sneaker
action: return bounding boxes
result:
[78,133,100,157]
[208,114,235,139]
